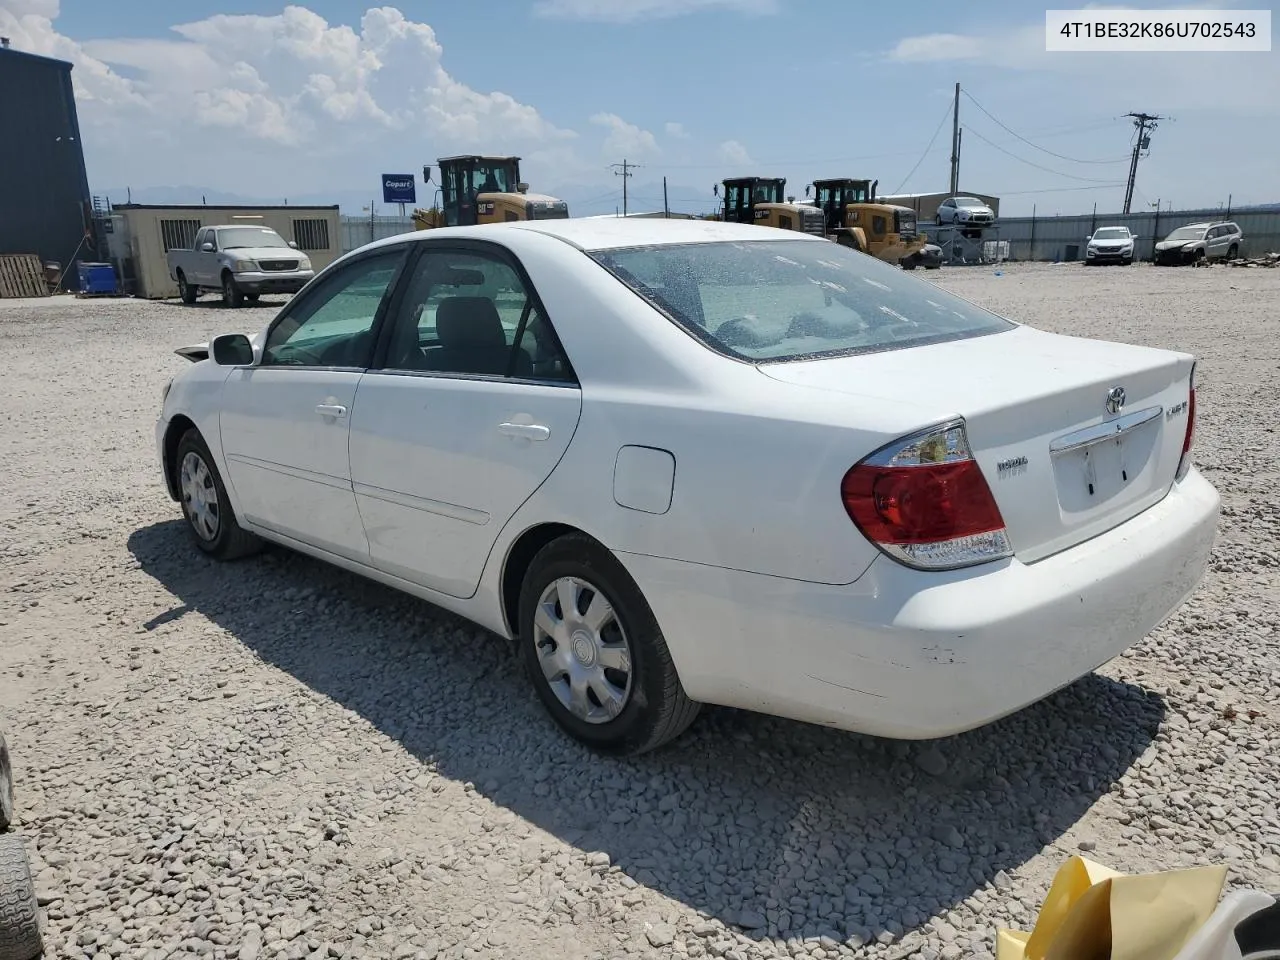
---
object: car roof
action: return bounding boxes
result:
[355,217,825,255]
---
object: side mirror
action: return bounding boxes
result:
[288,240,298,249]
[423,165,432,184]
[212,333,254,366]
[201,243,214,252]
[517,182,529,194]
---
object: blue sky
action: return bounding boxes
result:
[4,0,1276,216]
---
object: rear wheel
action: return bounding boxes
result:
[0,835,43,960]
[177,272,198,304]
[518,534,700,756]
[174,429,261,560]
[222,272,244,308]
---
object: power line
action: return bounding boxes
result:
[610,159,640,215]
[1001,182,1127,197]
[961,125,1127,183]
[1122,112,1165,214]
[892,99,954,195]
[961,90,1132,165]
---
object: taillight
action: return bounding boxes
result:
[1176,362,1197,480]
[841,419,1013,570]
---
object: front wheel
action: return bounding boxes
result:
[174,429,261,560]
[1227,243,1239,259]
[222,273,244,308]
[518,534,700,756]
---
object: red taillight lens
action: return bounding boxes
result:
[841,420,1012,570]
[1176,363,1197,480]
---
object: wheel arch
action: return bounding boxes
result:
[162,414,199,501]
[500,522,596,639]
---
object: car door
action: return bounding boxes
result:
[198,228,220,286]
[938,199,954,223]
[348,241,583,599]
[218,244,410,562]
[1207,225,1226,258]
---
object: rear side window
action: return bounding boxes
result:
[589,239,1015,362]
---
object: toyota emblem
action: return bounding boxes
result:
[1105,386,1126,415]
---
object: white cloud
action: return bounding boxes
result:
[665,121,690,139]
[884,21,1278,115]
[533,0,778,23]
[717,139,754,167]
[590,112,660,158]
[0,3,578,195]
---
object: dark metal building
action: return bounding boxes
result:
[0,43,94,285]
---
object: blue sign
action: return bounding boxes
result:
[381,173,416,205]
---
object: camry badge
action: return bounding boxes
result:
[1105,386,1126,415]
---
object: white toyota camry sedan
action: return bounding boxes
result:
[156,218,1219,755]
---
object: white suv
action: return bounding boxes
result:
[1085,226,1136,265]
[1154,221,1243,266]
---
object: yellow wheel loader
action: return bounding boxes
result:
[717,177,827,236]
[411,156,569,230]
[805,178,927,265]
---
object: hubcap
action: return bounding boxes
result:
[179,451,220,541]
[533,577,633,724]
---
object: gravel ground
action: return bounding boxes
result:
[1,261,1278,960]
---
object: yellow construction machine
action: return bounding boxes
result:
[716,177,827,235]
[804,178,927,264]
[411,155,569,230]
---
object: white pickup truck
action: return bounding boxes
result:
[166,224,316,307]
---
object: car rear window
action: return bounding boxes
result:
[588,239,1015,363]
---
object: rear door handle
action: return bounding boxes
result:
[498,422,550,441]
[316,403,348,419]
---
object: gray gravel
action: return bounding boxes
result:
[1,261,1278,960]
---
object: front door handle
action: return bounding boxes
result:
[316,403,348,419]
[498,422,550,441]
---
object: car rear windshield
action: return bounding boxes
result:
[589,239,1016,363]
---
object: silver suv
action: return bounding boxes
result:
[1154,221,1243,265]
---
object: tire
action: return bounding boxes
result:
[926,264,940,270]
[0,835,43,960]
[245,293,260,303]
[0,735,12,833]
[518,533,700,756]
[222,272,244,308]
[901,258,918,270]
[1122,257,1133,266]
[1228,243,1239,259]
[177,272,198,304]
[174,429,262,560]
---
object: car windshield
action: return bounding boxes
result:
[218,227,290,250]
[955,197,984,207]
[1167,226,1206,242]
[1093,228,1129,240]
[589,239,1015,363]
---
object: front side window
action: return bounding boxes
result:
[263,250,405,368]
[590,239,1015,363]
[383,248,573,382]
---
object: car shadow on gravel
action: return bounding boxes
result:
[128,520,1165,948]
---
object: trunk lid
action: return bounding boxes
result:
[757,325,1195,564]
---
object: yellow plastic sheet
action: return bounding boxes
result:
[995,855,1227,960]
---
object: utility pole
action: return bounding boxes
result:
[949,82,961,195]
[663,176,670,218]
[611,159,638,216]
[1122,112,1164,214]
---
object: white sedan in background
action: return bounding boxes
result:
[157,218,1219,755]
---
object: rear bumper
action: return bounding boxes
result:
[617,468,1219,740]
